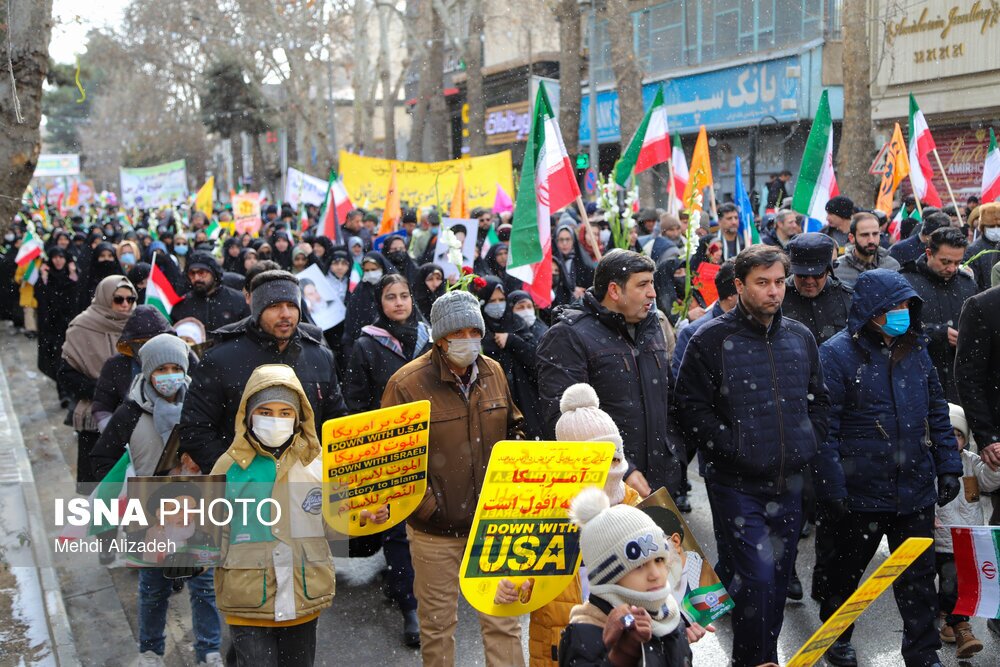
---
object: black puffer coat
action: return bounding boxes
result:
[178,319,348,473]
[341,251,394,357]
[537,291,683,493]
[780,274,852,345]
[169,251,249,333]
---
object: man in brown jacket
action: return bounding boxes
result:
[382,288,526,667]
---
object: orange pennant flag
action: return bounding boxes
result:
[683,126,714,211]
[66,180,80,208]
[876,122,911,215]
[449,169,469,219]
[379,164,401,235]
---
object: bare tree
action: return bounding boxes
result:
[555,0,582,156]
[0,0,53,233]
[408,1,448,161]
[465,0,486,156]
[838,0,874,205]
[600,0,642,163]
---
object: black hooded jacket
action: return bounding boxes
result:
[221,237,243,273]
[413,263,445,320]
[341,251,395,357]
[76,242,124,313]
[169,251,249,333]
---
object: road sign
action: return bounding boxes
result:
[584,168,598,194]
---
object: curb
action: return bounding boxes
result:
[0,355,79,666]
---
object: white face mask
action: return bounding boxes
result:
[444,338,480,368]
[515,309,536,327]
[363,269,383,284]
[599,229,611,246]
[483,303,506,319]
[251,415,296,449]
[985,227,1000,243]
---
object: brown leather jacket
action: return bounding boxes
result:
[381,346,524,537]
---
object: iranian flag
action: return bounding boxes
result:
[317,171,354,243]
[669,134,689,214]
[15,226,43,267]
[888,205,920,243]
[348,261,363,293]
[951,526,1000,618]
[508,82,581,308]
[146,261,181,319]
[982,129,1000,204]
[907,95,942,207]
[57,450,133,542]
[614,87,670,187]
[480,225,500,260]
[205,218,222,240]
[792,89,839,232]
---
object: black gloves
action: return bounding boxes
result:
[937,474,961,507]
[818,498,848,524]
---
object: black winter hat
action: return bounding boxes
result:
[825,195,856,220]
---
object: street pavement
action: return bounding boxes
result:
[2,323,998,666]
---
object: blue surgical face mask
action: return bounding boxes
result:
[152,372,186,397]
[174,245,188,256]
[120,252,136,265]
[880,308,910,337]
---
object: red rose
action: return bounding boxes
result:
[462,265,473,276]
[472,276,487,289]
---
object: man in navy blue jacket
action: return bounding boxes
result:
[675,245,831,667]
[815,269,961,667]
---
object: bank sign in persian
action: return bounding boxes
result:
[120,160,189,208]
[459,441,613,616]
[580,56,800,143]
[322,401,429,536]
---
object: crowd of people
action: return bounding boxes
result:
[2,186,1000,667]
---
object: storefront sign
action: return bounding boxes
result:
[876,0,1000,86]
[485,101,531,145]
[580,56,801,143]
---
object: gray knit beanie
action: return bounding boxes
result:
[250,270,301,323]
[429,290,486,342]
[139,333,190,378]
[246,385,301,418]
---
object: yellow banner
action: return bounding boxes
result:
[785,537,933,667]
[339,150,514,211]
[321,401,430,537]
[459,441,614,616]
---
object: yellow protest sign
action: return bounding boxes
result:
[785,536,932,667]
[459,440,614,617]
[321,401,429,537]
[339,150,514,211]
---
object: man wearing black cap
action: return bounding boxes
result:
[179,270,348,472]
[822,195,855,253]
[889,211,950,265]
[782,233,852,346]
[169,251,249,334]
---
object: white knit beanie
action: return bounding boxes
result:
[570,488,681,635]
[949,402,974,449]
[557,384,629,503]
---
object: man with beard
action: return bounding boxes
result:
[675,245,830,667]
[179,270,347,473]
[833,212,900,289]
[170,251,249,334]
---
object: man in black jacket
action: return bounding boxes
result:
[963,202,1000,291]
[901,227,977,402]
[179,270,348,473]
[169,251,249,334]
[781,233,852,345]
[956,283,1000,639]
[537,250,682,498]
[888,211,949,266]
[674,245,831,667]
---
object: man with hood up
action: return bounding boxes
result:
[212,364,334,666]
[815,269,961,667]
[170,250,249,333]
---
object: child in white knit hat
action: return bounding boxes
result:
[558,488,690,666]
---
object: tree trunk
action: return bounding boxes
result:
[601,0,643,182]
[351,0,372,152]
[251,134,267,193]
[838,0,874,206]
[556,0,582,156]
[407,1,432,161]
[465,0,486,157]
[378,6,397,160]
[0,0,53,234]
[425,8,448,161]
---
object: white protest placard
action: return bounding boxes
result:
[284,168,330,208]
[298,263,345,331]
[120,160,188,208]
[432,218,479,280]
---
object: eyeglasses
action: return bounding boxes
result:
[113,295,137,305]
